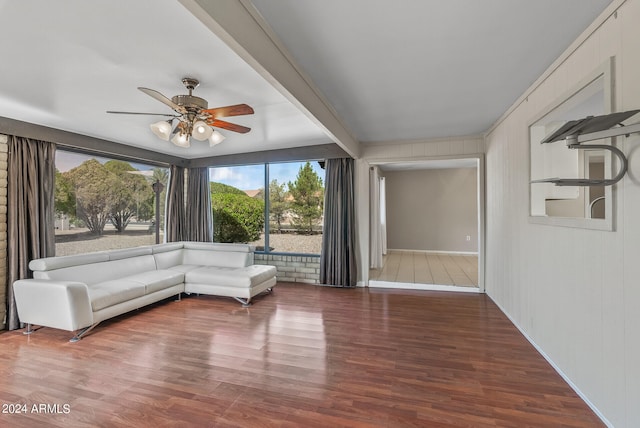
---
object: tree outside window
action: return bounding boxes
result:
[54,151,168,256]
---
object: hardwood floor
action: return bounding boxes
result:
[370,251,478,287]
[0,283,602,427]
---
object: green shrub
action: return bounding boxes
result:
[211,188,264,243]
[210,182,246,195]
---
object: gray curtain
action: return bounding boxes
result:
[185,167,213,242]
[165,165,186,242]
[320,158,357,287]
[7,136,56,330]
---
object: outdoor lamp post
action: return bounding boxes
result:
[152,179,164,244]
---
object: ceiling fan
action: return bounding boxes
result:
[107,77,254,148]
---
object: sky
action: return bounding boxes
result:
[209,161,324,191]
[55,151,156,173]
[56,150,324,191]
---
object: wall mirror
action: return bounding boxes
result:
[529,59,614,230]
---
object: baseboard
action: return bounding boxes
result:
[388,248,478,256]
[368,280,480,293]
[488,296,612,428]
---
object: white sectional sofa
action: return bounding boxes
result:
[12,242,277,342]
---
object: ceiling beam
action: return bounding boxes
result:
[179,0,360,159]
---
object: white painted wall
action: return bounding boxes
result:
[384,168,478,252]
[484,1,639,426]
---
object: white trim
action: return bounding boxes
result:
[363,134,484,148]
[477,155,486,293]
[369,280,480,293]
[367,153,483,168]
[367,154,485,292]
[488,297,613,428]
[388,248,478,256]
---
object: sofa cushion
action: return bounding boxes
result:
[185,265,277,288]
[33,261,110,284]
[33,255,158,286]
[105,255,158,280]
[107,246,153,261]
[30,252,110,273]
[182,242,252,251]
[151,242,185,253]
[182,248,252,268]
[169,264,202,274]
[88,280,146,311]
[153,248,184,269]
[125,269,185,293]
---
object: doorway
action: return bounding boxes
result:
[369,157,484,293]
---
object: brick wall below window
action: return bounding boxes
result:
[254,253,320,284]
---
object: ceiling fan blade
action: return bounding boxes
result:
[207,119,251,134]
[138,87,184,113]
[203,104,254,118]
[107,111,177,117]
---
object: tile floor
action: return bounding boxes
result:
[369,250,478,288]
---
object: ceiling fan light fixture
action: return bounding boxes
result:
[171,131,191,148]
[208,130,226,146]
[108,78,254,149]
[150,120,172,141]
[192,120,213,141]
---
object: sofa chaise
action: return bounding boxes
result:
[12,241,277,342]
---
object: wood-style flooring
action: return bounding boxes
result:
[370,251,478,287]
[0,283,602,427]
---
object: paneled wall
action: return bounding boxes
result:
[484,1,639,426]
[362,135,484,162]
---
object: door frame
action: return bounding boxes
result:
[366,154,485,293]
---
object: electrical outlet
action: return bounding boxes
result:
[466,235,471,241]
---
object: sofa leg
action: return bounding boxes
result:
[175,293,182,302]
[70,322,100,343]
[233,297,252,307]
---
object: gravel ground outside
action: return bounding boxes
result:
[55,229,162,256]
[251,233,322,254]
[55,228,322,256]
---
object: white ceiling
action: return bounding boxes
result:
[0,0,613,161]
[251,0,613,143]
[0,0,329,159]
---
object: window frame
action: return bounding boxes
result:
[209,160,324,257]
[54,148,169,254]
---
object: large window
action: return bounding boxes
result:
[54,150,168,256]
[209,161,324,254]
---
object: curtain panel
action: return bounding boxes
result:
[320,158,357,287]
[369,166,384,269]
[7,136,56,330]
[165,165,186,242]
[185,167,213,242]
[379,176,387,257]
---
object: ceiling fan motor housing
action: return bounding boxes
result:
[171,94,208,110]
